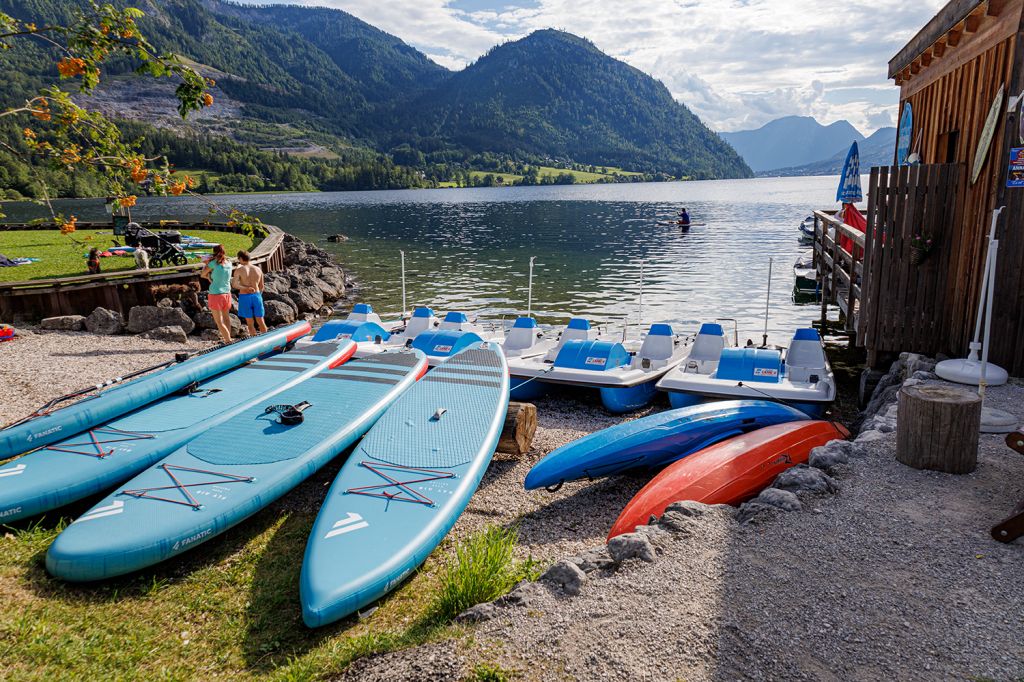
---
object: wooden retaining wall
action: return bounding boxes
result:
[0,222,286,321]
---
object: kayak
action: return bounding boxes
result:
[0,321,311,460]
[523,400,808,490]
[0,339,356,523]
[608,420,849,538]
[46,349,427,582]
[300,342,509,627]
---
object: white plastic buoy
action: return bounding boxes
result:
[980,407,1018,434]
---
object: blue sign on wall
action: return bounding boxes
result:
[1008,147,1024,188]
[897,103,913,166]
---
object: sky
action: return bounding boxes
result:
[237,0,948,135]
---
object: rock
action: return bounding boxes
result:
[903,353,937,379]
[264,299,297,325]
[773,464,839,496]
[84,307,124,335]
[664,500,711,517]
[856,429,886,443]
[200,329,226,342]
[40,315,86,331]
[454,602,497,624]
[141,325,187,343]
[319,266,345,290]
[496,580,546,609]
[658,510,696,533]
[156,298,175,309]
[288,285,324,314]
[194,312,242,336]
[565,547,615,574]
[753,487,802,511]
[127,306,196,335]
[540,560,586,596]
[607,532,656,564]
[263,272,292,296]
[312,278,341,301]
[809,444,849,471]
[736,502,779,525]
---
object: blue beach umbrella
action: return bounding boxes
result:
[836,141,862,204]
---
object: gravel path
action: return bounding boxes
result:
[5,332,1024,680]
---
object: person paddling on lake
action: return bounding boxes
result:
[201,244,233,344]
[678,207,691,228]
[231,249,267,337]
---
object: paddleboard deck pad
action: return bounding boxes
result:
[301,342,509,627]
[0,340,356,523]
[46,349,427,582]
[524,400,808,490]
[0,321,311,460]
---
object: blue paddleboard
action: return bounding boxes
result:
[0,321,311,460]
[0,340,355,523]
[524,400,807,490]
[301,342,509,627]
[46,350,428,582]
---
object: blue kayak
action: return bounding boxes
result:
[524,400,807,490]
[0,321,311,460]
[0,339,356,523]
[301,342,509,627]
[46,349,427,582]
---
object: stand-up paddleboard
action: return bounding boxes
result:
[0,321,311,460]
[608,420,849,538]
[301,342,509,627]
[524,400,807,491]
[0,339,356,523]
[46,350,428,582]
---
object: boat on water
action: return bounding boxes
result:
[656,323,836,417]
[798,215,815,243]
[503,317,691,413]
[793,249,818,299]
[311,304,502,366]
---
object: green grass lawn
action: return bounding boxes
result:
[0,229,255,282]
[0,490,537,680]
[535,165,645,182]
[467,171,525,186]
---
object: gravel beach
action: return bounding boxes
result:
[3,331,1023,680]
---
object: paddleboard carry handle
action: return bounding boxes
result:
[265,401,312,426]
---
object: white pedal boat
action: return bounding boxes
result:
[503,316,691,413]
[656,323,836,417]
[311,305,501,366]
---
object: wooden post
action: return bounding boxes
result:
[496,402,537,459]
[896,383,981,473]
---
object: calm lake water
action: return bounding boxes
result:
[3,176,860,343]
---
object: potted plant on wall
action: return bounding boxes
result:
[910,234,934,265]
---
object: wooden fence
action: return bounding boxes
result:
[812,209,865,334]
[0,222,287,320]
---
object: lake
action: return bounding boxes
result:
[2,176,856,343]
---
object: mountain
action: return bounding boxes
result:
[764,126,898,177]
[720,116,865,173]
[0,0,752,195]
[387,30,751,180]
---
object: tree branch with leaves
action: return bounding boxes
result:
[0,2,264,238]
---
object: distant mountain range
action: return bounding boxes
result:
[720,116,896,175]
[0,0,752,192]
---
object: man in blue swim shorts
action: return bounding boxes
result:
[231,250,268,336]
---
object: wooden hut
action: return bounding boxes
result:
[829,0,1023,373]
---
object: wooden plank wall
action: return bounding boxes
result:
[899,35,1016,355]
[858,164,964,358]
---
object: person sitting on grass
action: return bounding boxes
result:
[200,244,233,344]
[231,249,268,336]
[86,247,101,275]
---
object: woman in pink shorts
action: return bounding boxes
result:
[201,244,233,344]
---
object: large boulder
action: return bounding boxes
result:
[127,305,196,335]
[607,532,656,563]
[84,307,124,335]
[288,285,324,314]
[264,299,296,326]
[40,315,86,331]
[540,560,587,596]
[263,272,292,296]
[194,311,242,336]
[141,325,187,344]
[773,464,839,496]
[318,266,345,291]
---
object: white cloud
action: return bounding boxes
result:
[236,0,948,134]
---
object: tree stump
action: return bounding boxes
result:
[496,402,537,459]
[896,383,981,473]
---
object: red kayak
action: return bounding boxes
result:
[609,420,849,538]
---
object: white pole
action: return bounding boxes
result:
[970,207,1003,355]
[762,257,773,347]
[527,256,536,317]
[979,238,999,401]
[638,259,645,334]
[400,250,407,318]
